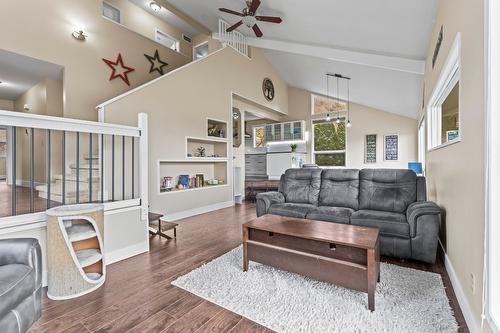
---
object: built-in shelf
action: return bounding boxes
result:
[186,136,228,159]
[159,184,230,195]
[207,118,227,139]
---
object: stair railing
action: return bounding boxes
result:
[0,110,148,225]
[218,19,249,57]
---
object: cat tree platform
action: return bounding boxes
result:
[46,204,105,300]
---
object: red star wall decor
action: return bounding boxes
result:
[102,53,135,86]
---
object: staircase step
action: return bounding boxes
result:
[70,163,98,170]
[66,223,97,242]
[75,249,102,268]
[84,155,100,161]
[53,174,100,183]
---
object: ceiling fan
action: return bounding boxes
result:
[219,0,282,38]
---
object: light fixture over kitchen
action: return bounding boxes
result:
[150,1,161,12]
[325,73,352,128]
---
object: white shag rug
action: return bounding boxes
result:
[172,246,458,333]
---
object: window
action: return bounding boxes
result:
[312,94,346,116]
[418,118,426,174]
[102,2,121,24]
[313,120,346,167]
[193,42,209,60]
[427,33,461,150]
[155,29,180,52]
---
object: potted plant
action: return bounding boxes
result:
[290,143,298,152]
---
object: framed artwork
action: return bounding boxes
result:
[253,126,265,148]
[384,135,399,161]
[365,134,377,163]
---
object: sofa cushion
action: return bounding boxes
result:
[0,264,35,319]
[318,169,359,210]
[306,206,354,224]
[268,203,314,218]
[359,169,417,213]
[351,210,410,238]
[281,168,322,205]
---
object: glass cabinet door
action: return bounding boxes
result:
[293,122,302,140]
[265,125,273,142]
[274,124,282,141]
[283,122,292,140]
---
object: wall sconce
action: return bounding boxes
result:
[72,29,87,41]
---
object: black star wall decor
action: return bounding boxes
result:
[144,49,168,75]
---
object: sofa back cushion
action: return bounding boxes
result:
[318,169,359,210]
[281,168,322,205]
[359,169,417,213]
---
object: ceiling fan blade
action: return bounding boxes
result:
[255,16,282,23]
[249,0,261,14]
[219,8,244,16]
[252,24,263,37]
[226,21,243,32]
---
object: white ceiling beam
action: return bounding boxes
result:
[213,33,425,75]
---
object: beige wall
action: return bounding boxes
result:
[420,0,486,331]
[103,46,288,216]
[0,99,14,111]
[105,0,193,58]
[0,0,191,121]
[13,79,64,183]
[287,87,418,169]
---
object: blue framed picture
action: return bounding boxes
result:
[446,130,459,142]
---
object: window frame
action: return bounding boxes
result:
[311,120,347,168]
[155,28,180,52]
[485,0,500,331]
[427,33,462,151]
[418,117,426,175]
[102,1,121,24]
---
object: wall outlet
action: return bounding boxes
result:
[471,273,476,294]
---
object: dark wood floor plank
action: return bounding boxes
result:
[161,301,222,333]
[93,286,186,333]
[229,317,274,333]
[28,203,467,333]
[164,292,204,319]
[196,308,242,333]
[125,310,176,333]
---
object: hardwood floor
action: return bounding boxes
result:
[29,203,468,333]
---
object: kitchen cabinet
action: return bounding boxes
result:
[264,121,305,143]
[245,154,267,176]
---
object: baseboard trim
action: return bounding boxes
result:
[163,201,234,222]
[105,241,149,265]
[440,243,481,333]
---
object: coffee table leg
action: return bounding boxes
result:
[367,248,376,311]
[242,226,249,272]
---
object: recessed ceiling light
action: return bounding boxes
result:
[149,2,161,12]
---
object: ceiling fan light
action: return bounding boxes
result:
[149,2,161,12]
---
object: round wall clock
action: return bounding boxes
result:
[262,78,275,101]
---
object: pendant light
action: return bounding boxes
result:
[326,73,331,122]
[346,77,352,128]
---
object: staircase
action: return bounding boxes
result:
[37,155,100,204]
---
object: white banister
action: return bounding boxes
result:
[218,19,249,58]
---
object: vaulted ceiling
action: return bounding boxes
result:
[167,0,438,118]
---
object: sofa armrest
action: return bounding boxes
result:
[256,191,285,217]
[0,238,42,286]
[407,201,441,237]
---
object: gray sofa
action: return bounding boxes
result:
[256,168,441,264]
[0,238,42,333]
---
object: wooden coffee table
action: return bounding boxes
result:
[242,214,380,311]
